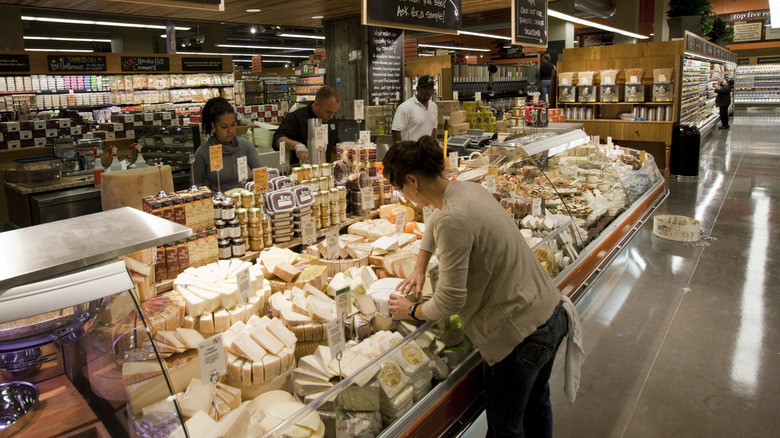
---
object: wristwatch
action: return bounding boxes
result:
[408,303,422,322]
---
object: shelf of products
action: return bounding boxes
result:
[679,58,720,132]
[293,75,325,102]
[735,64,780,104]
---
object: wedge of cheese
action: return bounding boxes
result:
[229,330,267,363]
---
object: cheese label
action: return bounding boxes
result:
[659,74,667,83]
[449,153,458,171]
[354,99,365,121]
[401,344,424,365]
[325,320,346,361]
[360,187,373,211]
[561,78,569,85]
[380,362,403,387]
[315,125,328,151]
[483,175,496,194]
[335,287,351,324]
[198,334,227,384]
[209,145,223,172]
[237,156,248,182]
[394,210,406,235]
[301,216,316,246]
[237,267,252,304]
[375,97,380,106]
[359,130,371,145]
[279,141,287,166]
[326,229,339,260]
[488,165,498,177]
[630,76,639,84]
[253,167,268,194]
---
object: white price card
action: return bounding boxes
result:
[236,156,248,182]
[659,75,667,83]
[360,186,374,211]
[453,90,458,100]
[359,130,371,145]
[315,125,328,150]
[475,91,482,102]
[483,175,496,194]
[354,100,365,121]
[395,209,406,235]
[301,216,316,246]
[326,229,339,260]
[198,334,227,384]
[278,141,287,166]
[325,320,346,360]
[630,76,638,84]
[532,198,542,217]
[375,97,380,106]
[561,78,569,86]
[236,267,252,304]
[335,287,351,325]
[395,92,400,101]
[422,205,434,224]
[449,152,459,170]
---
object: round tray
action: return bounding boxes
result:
[0,381,40,438]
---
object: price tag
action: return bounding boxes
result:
[236,267,252,304]
[301,216,316,246]
[604,77,614,85]
[561,78,569,86]
[278,141,287,166]
[422,205,434,224]
[659,75,667,83]
[359,130,371,145]
[475,91,482,102]
[325,319,346,359]
[197,334,227,384]
[209,145,223,172]
[395,209,406,234]
[354,99,365,121]
[326,229,339,260]
[483,174,496,194]
[360,186,374,210]
[488,165,498,177]
[375,97,380,106]
[335,288,351,325]
[453,90,459,100]
[395,92,400,101]
[630,76,638,84]
[449,152,458,170]
[253,167,268,194]
[236,156,248,182]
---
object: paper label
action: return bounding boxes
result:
[659,75,667,83]
[475,91,482,102]
[278,141,287,166]
[360,186,374,211]
[354,100,365,121]
[236,267,251,304]
[325,320,346,360]
[253,168,268,194]
[301,216,316,246]
[237,156,248,182]
[326,229,339,260]
[488,165,498,177]
[375,97,380,106]
[453,90,459,100]
[315,125,328,151]
[395,92,400,101]
[604,77,614,85]
[209,145,223,172]
[359,130,371,145]
[561,78,569,85]
[630,76,638,84]
[483,174,496,194]
[532,198,542,216]
[335,288,351,324]
[395,210,406,234]
[449,152,458,170]
[198,334,227,384]
[422,205,434,224]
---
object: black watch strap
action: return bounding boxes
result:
[409,303,422,322]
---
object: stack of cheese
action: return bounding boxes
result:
[176,378,242,421]
[122,350,200,413]
[431,315,472,371]
[303,234,372,277]
[292,345,377,403]
[222,315,297,398]
[169,259,269,337]
[138,292,186,335]
[347,219,396,241]
[257,247,329,294]
[268,283,339,358]
[152,328,205,354]
[119,247,156,302]
[326,265,378,297]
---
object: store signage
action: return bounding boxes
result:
[765,26,780,40]
[758,56,780,64]
[368,26,404,105]
[737,58,750,65]
[733,21,763,43]
[47,55,107,72]
[182,57,223,72]
[120,56,170,72]
[512,0,548,47]
[0,54,30,72]
[728,9,769,22]
[362,0,462,34]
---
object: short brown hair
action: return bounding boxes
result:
[382,136,444,189]
[315,85,340,104]
[542,53,551,63]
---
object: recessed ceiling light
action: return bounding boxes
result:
[311,15,324,19]
[250,27,257,34]
[418,43,490,52]
[24,36,112,43]
[246,8,261,13]
[21,15,190,31]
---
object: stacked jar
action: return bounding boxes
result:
[318,189,331,229]
[248,208,264,251]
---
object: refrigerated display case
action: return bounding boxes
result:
[735,64,780,105]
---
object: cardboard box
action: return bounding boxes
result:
[439,110,467,126]
[33,138,47,147]
[45,129,57,138]
[435,100,460,114]
[449,123,470,136]
[33,120,46,130]
[19,131,32,140]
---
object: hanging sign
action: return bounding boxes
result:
[362,0,462,34]
[512,0,548,48]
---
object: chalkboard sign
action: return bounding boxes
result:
[363,0,461,34]
[0,54,30,72]
[182,57,223,72]
[368,26,404,105]
[121,56,171,72]
[512,0,548,47]
[47,55,107,72]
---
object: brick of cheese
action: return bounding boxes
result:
[267,317,297,348]
[250,325,285,355]
[184,411,218,438]
[262,354,282,382]
[179,378,214,417]
[122,360,163,385]
[178,287,207,316]
[176,328,205,349]
[230,330,267,363]
[274,261,301,283]
[185,286,221,313]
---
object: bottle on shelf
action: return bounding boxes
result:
[134,143,147,168]
[108,146,121,172]
[92,147,104,186]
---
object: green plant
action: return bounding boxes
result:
[707,16,734,43]
[667,0,712,18]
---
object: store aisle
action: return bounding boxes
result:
[548,112,780,438]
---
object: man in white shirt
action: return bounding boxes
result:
[391,76,438,143]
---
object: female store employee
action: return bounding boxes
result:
[193,97,263,192]
[385,136,571,437]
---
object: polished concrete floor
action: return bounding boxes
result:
[547,112,780,437]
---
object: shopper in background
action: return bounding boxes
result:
[539,53,555,103]
[391,76,438,143]
[714,78,733,129]
[193,96,262,192]
[384,136,577,438]
[273,86,341,165]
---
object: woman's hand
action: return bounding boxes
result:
[395,268,425,301]
[388,293,415,320]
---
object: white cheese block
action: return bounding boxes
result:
[292,366,331,383]
[299,355,332,379]
[359,266,378,289]
[396,233,417,247]
[308,298,335,322]
[184,411,218,438]
[245,314,263,327]
[154,331,186,349]
[326,273,351,297]
[281,309,311,325]
[377,359,408,399]
[269,292,293,314]
[252,359,266,384]
[250,325,285,355]
[303,283,330,302]
[122,360,163,385]
[372,235,399,252]
[354,294,377,315]
[184,286,221,314]
[209,405,250,438]
[179,378,214,417]
[199,312,215,333]
[175,328,205,349]
[178,287,207,316]
[241,360,253,382]
[228,307,244,325]
[267,401,322,432]
[394,342,429,376]
[245,389,295,415]
[292,294,310,316]
[267,318,297,348]
[261,354,281,383]
[230,330,267,363]
[349,277,367,295]
[293,378,334,397]
[381,384,414,411]
[213,309,231,332]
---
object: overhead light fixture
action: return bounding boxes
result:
[21,15,190,31]
[548,10,649,39]
[250,27,257,34]
[277,33,325,40]
[650,33,655,36]
[257,53,309,58]
[418,43,490,52]
[217,43,315,51]
[263,60,294,63]
[311,15,324,19]
[246,8,261,13]
[233,59,252,63]
[771,0,780,28]
[180,51,308,59]
[25,48,94,53]
[459,30,512,41]
[24,36,112,43]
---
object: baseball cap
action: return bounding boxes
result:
[417,76,435,88]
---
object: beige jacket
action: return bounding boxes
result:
[420,180,561,365]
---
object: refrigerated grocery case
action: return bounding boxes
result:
[735,64,780,106]
[0,207,191,437]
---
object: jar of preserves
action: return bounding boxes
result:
[215,219,228,239]
[231,237,246,257]
[212,197,223,219]
[228,218,241,238]
[221,198,235,220]
[249,238,263,251]
[218,238,232,260]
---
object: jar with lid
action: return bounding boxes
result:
[311,203,320,219]
[263,230,273,248]
[315,215,322,230]
[249,238,263,251]
[249,224,263,239]
[262,214,272,235]
[236,208,249,225]
[218,238,232,260]
[212,197,223,219]
[321,214,331,228]
[228,217,241,238]
[241,190,255,209]
[248,208,262,224]
[221,198,235,220]
[320,163,331,176]
[320,201,331,218]
[330,213,339,227]
[215,219,228,239]
[231,237,246,257]
[240,224,250,239]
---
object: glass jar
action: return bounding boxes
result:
[228,218,241,238]
[221,198,235,220]
[215,219,228,239]
[249,208,262,225]
[218,238,232,260]
[231,237,246,257]
[212,197,223,219]
[236,208,249,225]
[249,238,263,251]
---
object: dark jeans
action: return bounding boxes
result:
[719,106,729,128]
[483,302,569,438]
